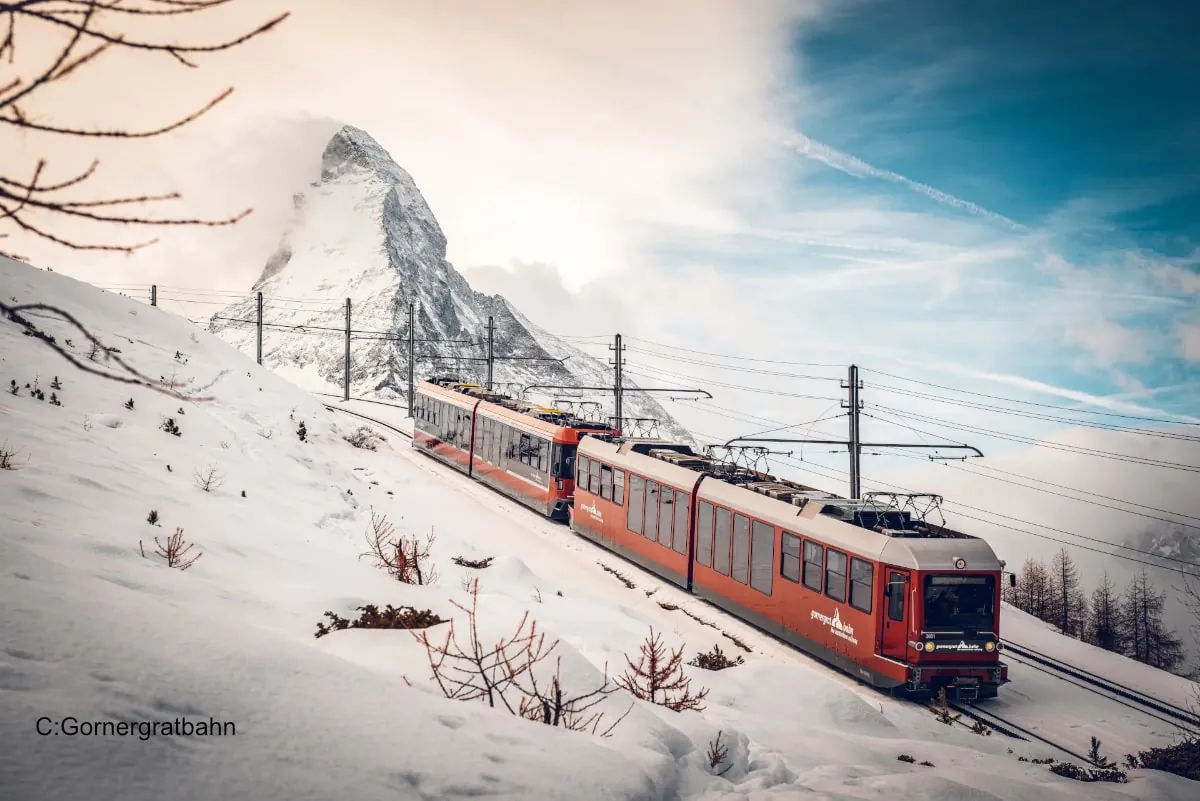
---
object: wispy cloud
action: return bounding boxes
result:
[771,127,1029,231]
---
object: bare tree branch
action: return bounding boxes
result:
[0,0,289,257]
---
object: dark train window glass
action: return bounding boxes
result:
[780,532,800,583]
[577,455,589,487]
[850,558,873,613]
[750,521,774,595]
[613,470,625,505]
[627,475,644,534]
[672,491,688,554]
[888,573,905,622]
[644,480,660,541]
[802,540,822,591]
[589,458,601,494]
[713,506,732,575]
[731,514,750,584]
[557,444,576,479]
[923,575,995,631]
[600,466,612,500]
[491,420,501,464]
[825,549,847,603]
[695,501,714,566]
[657,488,673,547]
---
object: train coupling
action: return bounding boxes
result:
[948,678,980,701]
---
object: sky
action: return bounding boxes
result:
[3,2,1200,652]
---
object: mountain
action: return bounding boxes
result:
[207,125,693,443]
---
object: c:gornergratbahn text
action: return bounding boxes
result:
[37,716,235,740]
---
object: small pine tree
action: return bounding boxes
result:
[1048,548,1089,638]
[124,398,135,410]
[1087,572,1121,652]
[297,421,307,442]
[1119,569,1185,671]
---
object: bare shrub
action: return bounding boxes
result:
[256,427,273,440]
[192,464,224,492]
[930,688,960,726]
[146,509,159,525]
[416,579,629,736]
[359,508,438,585]
[344,425,386,451]
[599,561,636,589]
[616,627,709,712]
[453,555,495,569]
[707,731,731,776]
[140,527,201,570]
[314,604,446,638]
[0,440,25,470]
[1048,762,1128,783]
[124,398,134,410]
[296,421,307,442]
[688,644,745,671]
[160,416,181,436]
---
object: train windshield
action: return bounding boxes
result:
[923,575,995,632]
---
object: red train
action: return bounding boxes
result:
[571,436,1010,701]
[411,378,1009,701]
[412,378,618,520]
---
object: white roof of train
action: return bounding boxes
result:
[579,436,1002,573]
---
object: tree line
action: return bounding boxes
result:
[1004,549,1187,674]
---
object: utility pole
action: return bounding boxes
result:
[407,302,415,418]
[725,365,982,500]
[255,291,263,366]
[609,333,624,432]
[842,364,863,499]
[343,298,351,402]
[150,285,157,307]
[486,315,495,392]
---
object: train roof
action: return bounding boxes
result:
[418,377,620,434]
[579,436,1002,572]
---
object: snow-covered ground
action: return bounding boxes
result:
[2,256,1196,800]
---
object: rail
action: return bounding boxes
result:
[948,701,1090,763]
[322,404,413,441]
[1001,640,1200,733]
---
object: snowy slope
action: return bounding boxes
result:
[206,125,693,444]
[2,255,1196,800]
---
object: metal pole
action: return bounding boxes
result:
[150,285,156,307]
[407,302,415,418]
[486,315,494,391]
[612,333,624,433]
[256,291,263,365]
[344,298,351,402]
[847,364,861,499]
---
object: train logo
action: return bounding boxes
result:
[935,640,984,652]
[811,607,859,646]
[579,500,603,521]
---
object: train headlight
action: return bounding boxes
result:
[923,641,935,653]
[984,641,996,652]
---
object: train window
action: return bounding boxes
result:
[644,480,660,541]
[672,490,688,554]
[600,466,612,500]
[627,475,645,534]
[850,558,873,613]
[750,521,774,595]
[780,532,800,583]
[825,549,847,603]
[802,541,822,591]
[589,458,601,494]
[578,455,589,487]
[519,434,531,465]
[657,488,673,547]
[713,506,732,575]
[731,514,750,584]
[696,501,714,566]
[613,470,625,505]
[887,573,905,622]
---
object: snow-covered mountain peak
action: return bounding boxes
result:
[210,123,693,442]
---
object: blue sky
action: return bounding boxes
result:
[647,0,1199,422]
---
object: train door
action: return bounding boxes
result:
[881,568,911,661]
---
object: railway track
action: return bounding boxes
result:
[1001,640,1200,734]
[323,403,414,441]
[948,701,1091,763]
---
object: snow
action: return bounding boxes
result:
[2,255,1197,800]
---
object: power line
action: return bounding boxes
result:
[624,345,845,382]
[622,363,843,403]
[859,366,1200,427]
[868,404,1200,474]
[869,382,1200,442]
[624,336,845,368]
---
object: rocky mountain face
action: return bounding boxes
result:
[207,125,692,443]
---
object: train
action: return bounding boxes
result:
[412,377,1010,701]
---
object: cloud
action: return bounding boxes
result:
[1180,322,1200,363]
[772,128,1029,231]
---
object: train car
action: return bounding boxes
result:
[412,377,619,520]
[571,435,1010,701]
